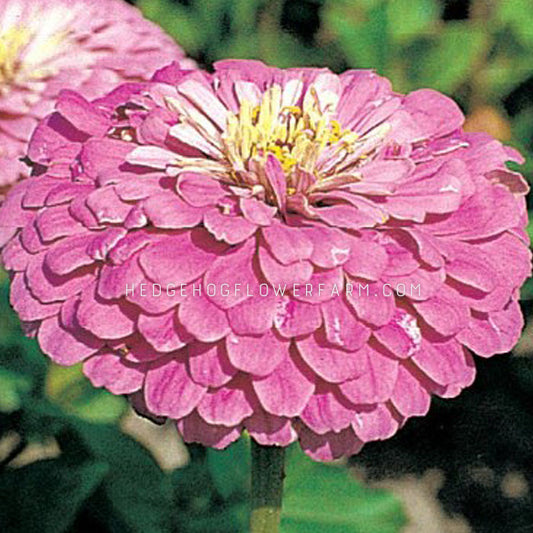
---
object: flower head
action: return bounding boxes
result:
[0,60,530,461]
[0,0,194,190]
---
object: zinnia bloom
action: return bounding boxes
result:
[0,0,193,191]
[0,61,530,461]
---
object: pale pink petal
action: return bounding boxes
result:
[145,358,206,418]
[187,342,237,387]
[297,330,368,383]
[340,347,399,404]
[178,292,230,342]
[253,351,315,417]
[226,330,289,376]
[84,352,145,394]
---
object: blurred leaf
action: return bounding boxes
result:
[520,278,533,301]
[496,0,533,47]
[229,0,263,34]
[418,22,488,93]
[281,448,406,533]
[483,57,533,98]
[137,0,204,54]
[46,363,127,424]
[207,437,250,498]
[173,445,247,532]
[0,459,108,533]
[0,281,47,399]
[325,1,389,72]
[387,0,440,44]
[0,368,31,413]
[61,420,174,533]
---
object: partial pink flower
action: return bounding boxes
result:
[0,0,194,190]
[0,60,530,461]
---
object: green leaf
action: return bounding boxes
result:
[387,0,440,44]
[325,1,389,72]
[281,448,406,533]
[418,22,488,93]
[495,0,533,47]
[207,437,250,498]
[173,445,247,532]
[0,367,32,413]
[61,420,174,533]
[45,362,127,424]
[0,459,108,533]
[137,0,204,54]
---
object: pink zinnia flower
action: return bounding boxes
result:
[0,0,194,190]
[0,61,530,461]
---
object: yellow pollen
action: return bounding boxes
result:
[221,85,357,181]
[0,26,31,85]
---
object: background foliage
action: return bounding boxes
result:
[1,0,533,531]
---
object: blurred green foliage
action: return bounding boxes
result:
[2,0,533,531]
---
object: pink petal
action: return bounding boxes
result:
[84,353,145,394]
[390,364,431,417]
[321,297,371,351]
[413,289,470,337]
[305,226,352,269]
[226,330,288,376]
[262,222,313,265]
[245,411,297,446]
[45,234,94,276]
[145,358,206,418]
[138,310,190,352]
[412,340,475,387]
[187,342,237,387]
[300,387,355,434]
[253,350,315,417]
[297,330,369,383]
[403,89,464,139]
[178,411,241,449]
[197,384,254,426]
[293,267,344,305]
[258,245,313,286]
[76,286,136,340]
[352,404,399,443]
[203,208,257,244]
[56,90,109,136]
[10,274,61,321]
[177,172,227,207]
[38,314,102,365]
[227,290,278,335]
[346,280,395,327]
[458,302,523,357]
[298,426,363,461]
[142,191,204,228]
[264,154,287,210]
[343,239,388,281]
[274,298,323,338]
[340,346,399,404]
[140,229,222,286]
[178,292,230,342]
[35,205,85,242]
[240,197,277,226]
[203,239,257,309]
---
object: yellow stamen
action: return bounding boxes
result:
[0,26,31,84]
[221,84,359,185]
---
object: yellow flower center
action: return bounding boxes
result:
[222,85,358,180]
[0,26,31,86]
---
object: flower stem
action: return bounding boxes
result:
[250,441,286,533]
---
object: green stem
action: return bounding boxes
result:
[250,441,286,533]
